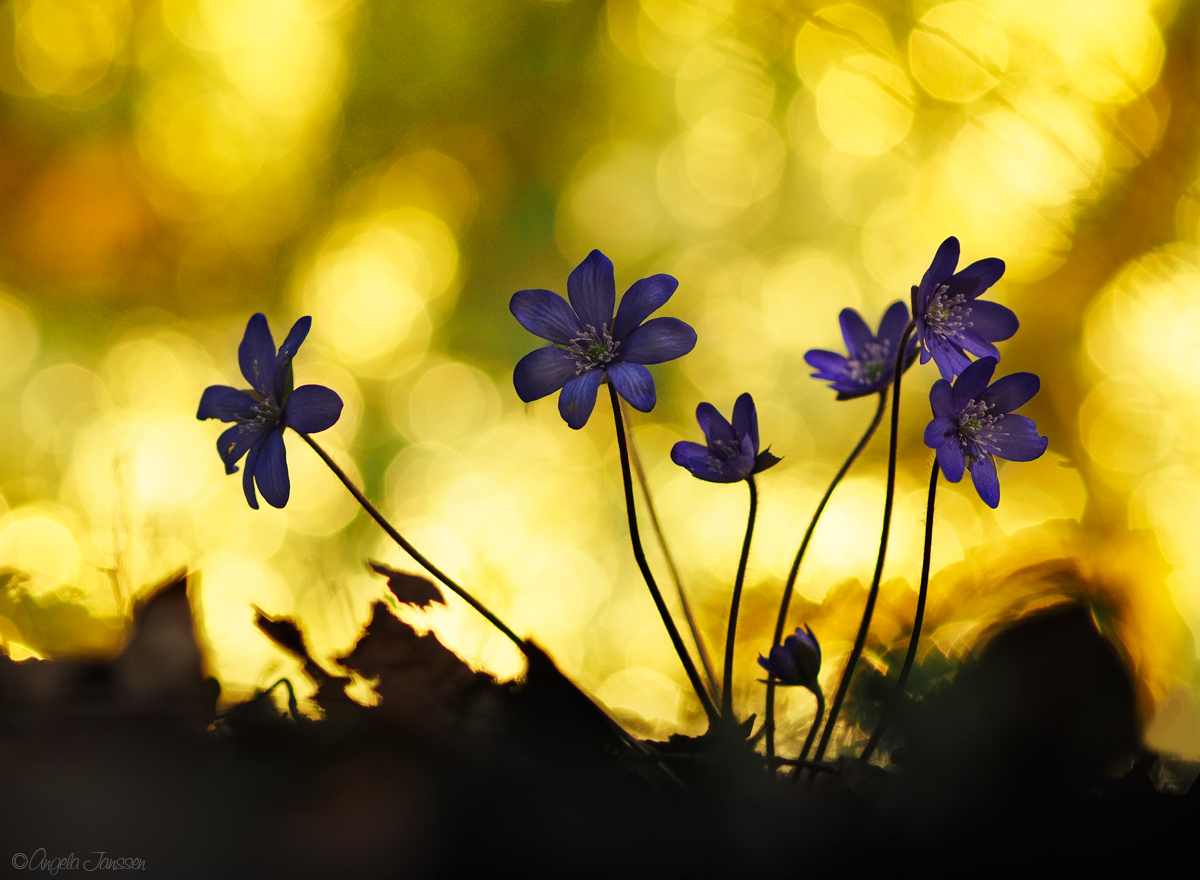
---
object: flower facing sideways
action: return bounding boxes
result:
[758,626,821,693]
[510,250,697,429]
[197,313,343,509]
[804,302,918,399]
[912,236,1017,381]
[923,356,1048,508]
[670,392,780,483]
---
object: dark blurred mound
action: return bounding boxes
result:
[0,578,1194,878]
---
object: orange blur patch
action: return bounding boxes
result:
[16,141,153,288]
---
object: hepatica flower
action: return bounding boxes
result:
[671,392,780,483]
[511,250,697,429]
[758,626,821,692]
[923,356,1047,508]
[912,236,1017,381]
[804,302,918,399]
[197,314,343,509]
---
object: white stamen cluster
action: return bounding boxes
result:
[710,438,741,460]
[926,283,972,338]
[565,323,619,375]
[957,398,1004,455]
[847,339,892,385]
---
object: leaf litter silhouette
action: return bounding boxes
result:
[0,567,1195,878]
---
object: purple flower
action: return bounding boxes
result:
[197,314,343,509]
[510,250,697,429]
[923,356,1048,508]
[670,393,780,483]
[804,302,918,399]
[912,236,1017,381]
[758,625,821,691]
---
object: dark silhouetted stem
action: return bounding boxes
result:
[609,384,720,726]
[625,403,720,702]
[860,459,939,764]
[813,322,915,763]
[765,391,886,764]
[789,688,825,785]
[297,432,527,655]
[722,476,758,719]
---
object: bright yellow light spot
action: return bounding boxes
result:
[991,452,1087,534]
[557,141,664,263]
[217,0,344,120]
[0,288,39,387]
[194,553,295,701]
[278,432,359,536]
[795,4,895,86]
[640,0,733,42]
[1079,376,1171,475]
[909,2,1008,102]
[0,510,79,589]
[302,211,458,374]
[1052,0,1162,103]
[397,361,501,445]
[13,0,127,96]
[596,665,684,738]
[194,484,286,560]
[657,115,785,225]
[21,364,110,454]
[136,76,268,196]
[1085,248,1200,409]
[675,42,774,126]
[816,54,913,155]
[100,334,205,415]
[1132,468,1200,567]
[760,250,861,351]
[949,94,1100,209]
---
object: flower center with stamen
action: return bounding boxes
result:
[926,283,972,338]
[848,339,892,385]
[565,323,619,375]
[957,398,1004,455]
[253,398,281,422]
[711,438,741,461]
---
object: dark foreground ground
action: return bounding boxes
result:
[0,574,1195,878]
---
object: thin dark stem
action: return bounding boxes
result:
[722,476,758,719]
[625,402,720,702]
[297,432,527,655]
[788,688,825,784]
[813,322,915,763]
[765,391,886,764]
[608,384,721,726]
[860,459,939,764]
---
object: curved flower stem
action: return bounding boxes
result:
[813,322,916,763]
[608,384,721,726]
[722,475,758,720]
[860,459,939,764]
[789,688,825,785]
[296,431,527,656]
[764,391,886,765]
[624,402,720,703]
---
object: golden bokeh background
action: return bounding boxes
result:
[1,0,1199,758]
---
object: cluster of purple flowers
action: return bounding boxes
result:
[196,236,1047,748]
[806,236,1046,508]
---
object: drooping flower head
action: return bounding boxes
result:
[758,625,821,692]
[912,236,1017,381]
[804,302,918,399]
[670,392,780,483]
[510,250,697,429]
[923,356,1048,508]
[197,313,343,509]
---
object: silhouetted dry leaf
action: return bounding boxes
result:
[368,561,444,608]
